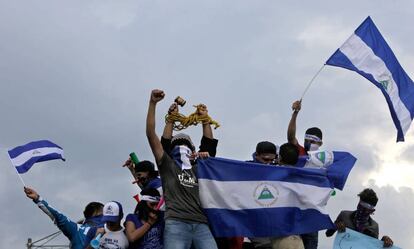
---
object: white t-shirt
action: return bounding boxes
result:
[99,225,129,249]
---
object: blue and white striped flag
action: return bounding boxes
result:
[326,16,414,142]
[8,140,65,174]
[197,152,356,237]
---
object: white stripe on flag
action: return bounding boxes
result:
[11,147,64,167]
[199,179,332,214]
[339,34,412,135]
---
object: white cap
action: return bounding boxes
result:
[102,201,123,223]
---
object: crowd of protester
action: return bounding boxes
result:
[24,89,394,249]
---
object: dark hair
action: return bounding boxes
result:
[171,139,195,152]
[135,160,156,173]
[133,188,161,221]
[358,188,378,206]
[305,127,323,140]
[279,143,299,165]
[148,170,160,178]
[83,202,104,219]
[256,141,277,155]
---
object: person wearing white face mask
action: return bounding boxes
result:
[286,100,323,249]
[287,100,323,156]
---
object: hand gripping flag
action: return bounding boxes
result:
[326,16,414,142]
[197,152,356,237]
[8,140,65,174]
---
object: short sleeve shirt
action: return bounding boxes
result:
[125,213,163,249]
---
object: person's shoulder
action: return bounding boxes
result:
[125,213,139,222]
[369,216,379,227]
[159,151,172,164]
[296,144,307,156]
[337,210,354,219]
[149,177,162,186]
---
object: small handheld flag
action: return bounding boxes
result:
[326,16,414,142]
[8,140,65,174]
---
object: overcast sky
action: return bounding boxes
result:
[1,0,414,248]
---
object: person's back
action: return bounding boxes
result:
[269,143,304,249]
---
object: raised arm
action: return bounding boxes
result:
[146,89,165,164]
[287,100,301,145]
[197,104,213,139]
[162,103,178,140]
[197,104,219,157]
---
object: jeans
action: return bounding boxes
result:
[271,236,304,249]
[300,232,318,249]
[164,219,218,249]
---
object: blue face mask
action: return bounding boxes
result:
[304,141,311,151]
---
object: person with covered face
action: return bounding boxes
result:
[286,100,323,249]
[326,188,394,247]
[287,100,323,156]
[123,159,163,195]
[146,89,218,249]
[24,187,104,249]
[125,188,164,249]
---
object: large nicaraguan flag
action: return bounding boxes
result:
[326,16,414,142]
[8,140,65,174]
[197,152,356,237]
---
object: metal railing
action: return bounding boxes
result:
[26,231,69,249]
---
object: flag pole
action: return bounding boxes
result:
[7,152,26,187]
[300,64,326,100]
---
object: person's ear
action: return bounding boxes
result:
[319,141,323,146]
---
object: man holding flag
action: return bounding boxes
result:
[24,187,104,249]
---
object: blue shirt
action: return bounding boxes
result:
[125,213,164,249]
[34,197,103,249]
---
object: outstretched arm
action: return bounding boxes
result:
[122,158,139,185]
[146,89,165,164]
[287,100,301,145]
[24,187,77,240]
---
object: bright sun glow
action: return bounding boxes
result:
[364,131,414,189]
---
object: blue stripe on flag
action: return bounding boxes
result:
[197,153,355,238]
[197,157,332,188]
[8,140,63,158]
[204,207,335,237]
[326,16,414,142]
[354,17,414,118]
[326,49,405,141]
[326,152,357,190]
[15,153,65,174]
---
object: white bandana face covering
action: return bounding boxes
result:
[309,143,320,151]
[140,195,161,203]
[304,134,322,143]
[171,145,193,170]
